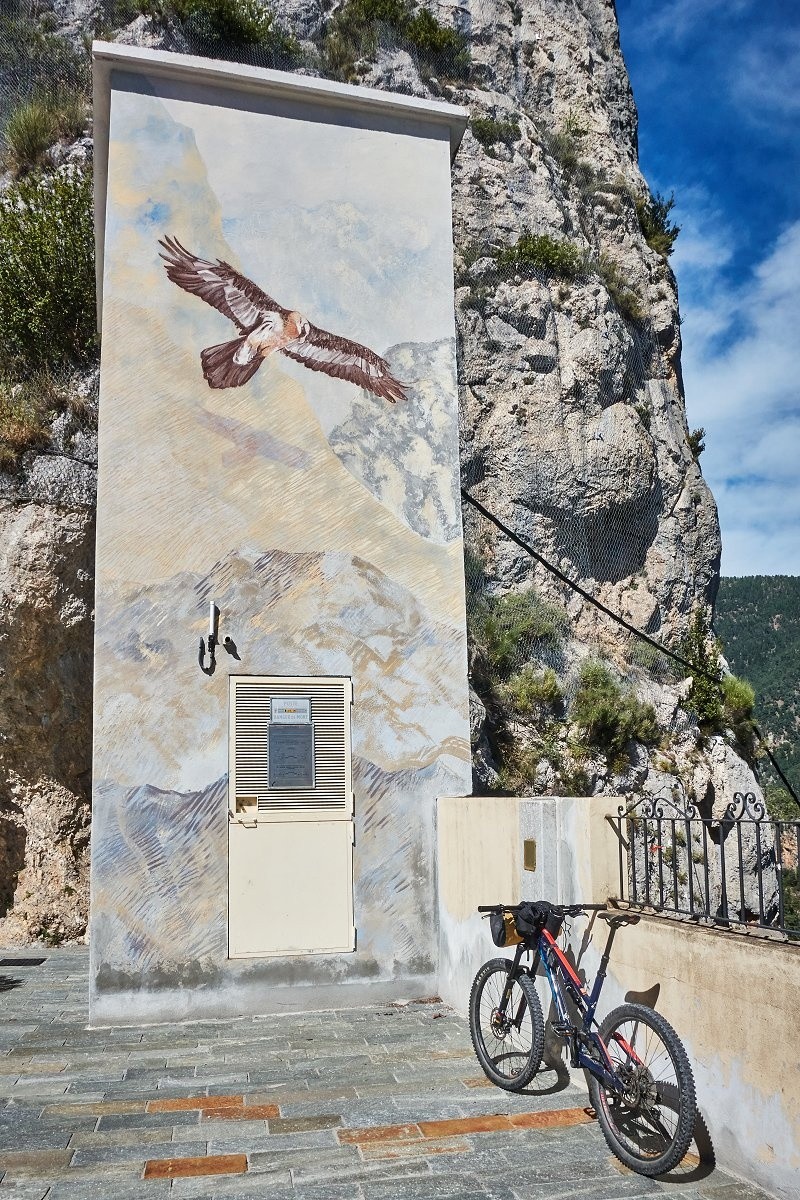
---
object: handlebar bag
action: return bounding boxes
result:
[514,900,563,939]
[490,911,524,947]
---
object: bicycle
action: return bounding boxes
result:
[470,899,697,1177]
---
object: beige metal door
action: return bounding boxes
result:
[228,676,355,958]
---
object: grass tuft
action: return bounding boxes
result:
[472,589,570,679]
[570,659,659,767]
[3,89,89,176]
[501,665,563,716]
[0,370,76,472]
[3,99,58,174]
[471,115,520,154]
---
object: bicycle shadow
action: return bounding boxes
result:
[0,974,22,993]
[651,1094,716,1182]
[511,994,576,1096]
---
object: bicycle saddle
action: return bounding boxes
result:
[597,910,641,926]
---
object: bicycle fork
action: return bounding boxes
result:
[497,943,529,1029]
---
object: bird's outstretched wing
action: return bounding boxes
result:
[158,236,286,331]
[280,323,407,404]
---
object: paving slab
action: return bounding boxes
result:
[0,948,776,1200]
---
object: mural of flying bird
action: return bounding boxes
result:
[158,236,407,403]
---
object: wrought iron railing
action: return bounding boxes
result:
[609,792,800,939]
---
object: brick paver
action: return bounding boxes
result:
[0,948,772,1198]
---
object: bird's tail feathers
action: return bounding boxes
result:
[200,337,262,389]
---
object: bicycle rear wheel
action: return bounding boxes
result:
[588,1003,696,1176]
[469,957,544,1091]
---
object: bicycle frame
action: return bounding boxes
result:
[499,920,640,1094]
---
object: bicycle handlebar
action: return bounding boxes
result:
[477,902,607,916]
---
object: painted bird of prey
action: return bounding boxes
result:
[158,236,407,403]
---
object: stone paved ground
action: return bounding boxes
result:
[0,949,771,1200]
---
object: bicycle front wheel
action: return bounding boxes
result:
[469,957,544,1091]
[588,1003,697,1176]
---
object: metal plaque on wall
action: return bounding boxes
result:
[268,724,315,789]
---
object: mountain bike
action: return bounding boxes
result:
[470,900,697,1177]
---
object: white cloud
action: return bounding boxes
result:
[621,0,748,46]
[670,185,737,345]
[732,27,800,121]
[679,219,800,575]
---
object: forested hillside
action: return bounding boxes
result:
[716,576,800,809]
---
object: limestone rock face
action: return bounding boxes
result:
[0,404,96,945]
[444,7,720,639]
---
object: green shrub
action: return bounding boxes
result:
[461,283,491,315]
[0,369,87,472]
[571,659,659,766]
[53,87,89,141]
[766,785,800,822]
[555,761,592,797]
[320,32,360,82]
[723,674,755,722]
[497,745,541,793]
[635,190,680,257]
[688,427,705,459]
[454,241,483,285]
[321,0,470,81]
[573,160,608,202]
[681,609,723,730]
[96,0,143,33]
[723,674,756,757]
[501,665,562,716]
[492,234,644,321]
[463,544,488,595]
[405,5,467,64]
[471,115,520,153]
[0,169,97,372]
[472,588,570,678]
[495,231,585,280]
[145,0,301,59]
[782,867,800,938]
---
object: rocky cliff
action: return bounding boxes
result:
[0,0,755,944]
[0,387,97,944]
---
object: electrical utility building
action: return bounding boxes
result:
[90,43,471,1023]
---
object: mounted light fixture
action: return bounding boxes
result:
[199,601,218,674]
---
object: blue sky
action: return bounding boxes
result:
[616,0,800,577]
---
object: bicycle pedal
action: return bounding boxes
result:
[551,1021,572,1037]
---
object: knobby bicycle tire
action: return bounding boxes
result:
[469,957,544,1092]
[588,1002,697,1176]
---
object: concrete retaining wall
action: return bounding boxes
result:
[437,794,800,1200]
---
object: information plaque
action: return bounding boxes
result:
[268,724,315,789]
[271,697,311,724]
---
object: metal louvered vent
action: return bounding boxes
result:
[230,676,353,818]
